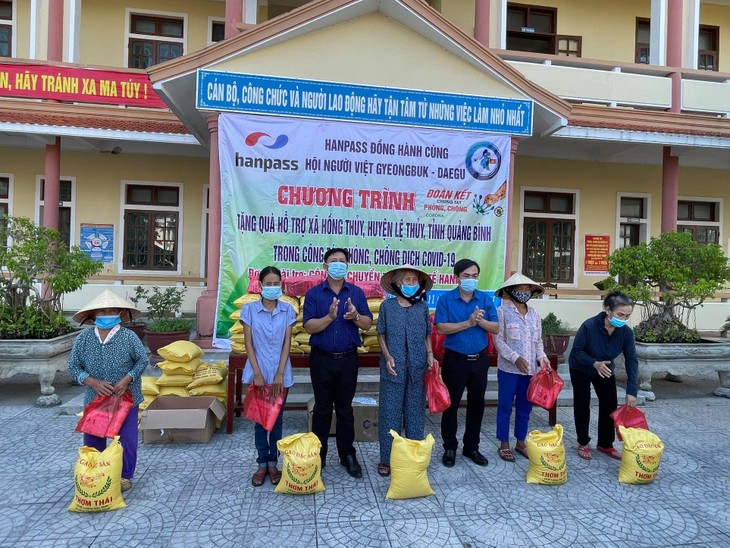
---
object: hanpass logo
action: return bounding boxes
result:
[245,131,289,149]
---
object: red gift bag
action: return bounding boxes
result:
[243,384,287,431]
[424,360,451,414]
[611,404,649,441]
[527,366,565,410]
[75,391,134,438]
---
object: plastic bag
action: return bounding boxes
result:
[75,392,134,438]
[424,360,450,414]
[525,424,567,485]
[275,433,325,495]
[386,430,435,500]
[68,436,126,512]
[618,426,664,484]
[527,365,564,410]
[611,404,649,441]
[243,384,287,431]
[430,312,446,362]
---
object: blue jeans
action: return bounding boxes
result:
[254,393,287,465]
[496,369,533,443]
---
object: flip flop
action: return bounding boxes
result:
[514,445,529,459]
[597,446,622,460]
[575,444,592,460]
[377,463,391,476]
[498,448,515,462]
[268,467,282,485]
[251,468,267,487]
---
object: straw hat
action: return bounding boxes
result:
[495,273,544,298]
[72,290,141,325]
[380,264,433,296]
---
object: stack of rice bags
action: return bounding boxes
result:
[229,289,304,353]
[359,297,383,353]
[140,377,160,410]
[155,341,205,397]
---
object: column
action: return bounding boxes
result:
[661,147,679,233]
[504,137,519,279]
[42,137,61,232]
[225,0,244,39]
[666,0,682,113]
[195,116,222,342]
[47,0,63,61]
[474,0,490,47]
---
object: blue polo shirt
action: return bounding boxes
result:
[303,280,372,352]
[434,287,498,355]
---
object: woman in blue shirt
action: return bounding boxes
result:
[569,291,638,461]
[241,266,296,487]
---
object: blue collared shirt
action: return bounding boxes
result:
[303,280,372,352]
[434,287,498,355]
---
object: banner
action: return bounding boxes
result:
[215,113,511,342]
[584,235,610,275]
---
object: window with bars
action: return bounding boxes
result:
[0,0,12,57]
[557,35,581,57]
[506,3,557,55]
[0,175,9,247]
[635,18,650,64]
[677,199,720,245]
[698,25,719,71]
[39,179,73,247]
[128,14,184,68]
[123,184,180,270]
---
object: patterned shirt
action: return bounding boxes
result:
[68,326,149,406]
[434,287,498,355]
[240,298,296,387]
[376,298,431,385]
[494,300,546,376]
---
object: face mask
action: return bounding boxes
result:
[327,262,348,280]
[609,316,627,328]
[400,284,420,297]
[459,279,478,294]
[95,315,121,329]
[261,286,282,301]
[507,289,532,304]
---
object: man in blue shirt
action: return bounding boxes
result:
[303,248,373,478]
[434,258,499,468]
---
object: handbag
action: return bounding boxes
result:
[243,384,287,431]
[75,391,134,438]
[527,365,565,410]
[611,404,649,441]
[424,360,451,414]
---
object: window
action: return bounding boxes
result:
[677,199,720,244]
[122,183,181,271]
[635,18,650,64]
[39,178,74,247]
[0,0,12,57]
[0,175,9,247]
[506,3,557,54]
[698,25,719,71]
[617,194,650,249]
[128,14,184,68]
[522,191,576,283]
[211,20,225,43]
[557,35,581,57]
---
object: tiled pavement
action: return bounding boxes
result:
[1,369,728,547]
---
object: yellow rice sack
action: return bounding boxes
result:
[367,298,383,313]
[229,309,241,320]
[156,373,195,387]
[187,362,228,389]
[158,386,189,397]
[141,376,160,396]
[279,295,300,314]
[68,436,126,512]
[157,358,202,375]
[526,424,567,485]
[618,426,665,484]
[294,332,311,344]
[157,341,203,363]
[188,381,227,397]
[275,433,325,495]
[386,430,435,499]
[229,333,245,344]
[233,293,261,307]
[139,394,157,411]
[228,321,244,335]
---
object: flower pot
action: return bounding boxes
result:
[542,335,570,357]
[123,322,147,342]
[144,329,192,356]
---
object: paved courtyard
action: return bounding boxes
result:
[0,368,728,547]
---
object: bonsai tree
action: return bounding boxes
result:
[603,231,730,343]
[130,285,194,333]
[541,312,571,356]
[0,216,103,339]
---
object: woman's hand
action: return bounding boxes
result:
[112,375,132,395]
[593,360,612,378]
[626,394,637,408]
[426,354,435,371]
[515,357,530,374]
[85,377,114,397]
[253,372,265,388]
[385,355,397,377]
[273,372,284,397]
[538,356,552,370]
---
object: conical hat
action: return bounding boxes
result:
[495,273,544,297]
[72,290,141,324]
[380,264,433,296]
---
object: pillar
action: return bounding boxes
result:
[47,0,63,61]
[661,147,679,233]
[42,137,61,232]
[504,137,519,279]
[474,0,490,47]
[666,0,682,113]
[225,0,244,39]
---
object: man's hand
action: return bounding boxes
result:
[467,306,484,327]
[343,298,359,321]
[328,297,340,320]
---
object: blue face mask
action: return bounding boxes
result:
[400,284,420,297]
[609,316,627,328]
[95,315,121,329]
[327,262,348,280]
[459,278,479,294]
[261,286,282,301]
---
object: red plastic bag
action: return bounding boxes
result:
[75,391,134,438]
[430,313,446,362]
[527,366,565,410]
[424,360,451,414]
[611,404,649,441]
[243,384,287,431]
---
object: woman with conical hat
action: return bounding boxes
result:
[68,290,149,492]
[375,264,435,477]
[493,273,550,461]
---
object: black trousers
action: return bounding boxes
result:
[440,349,488,452]
[570,367,618,448]
[309,347,359,460]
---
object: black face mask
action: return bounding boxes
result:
[506,288,531,304]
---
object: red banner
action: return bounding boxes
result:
[584,234,610,274]
[0,63,167,108]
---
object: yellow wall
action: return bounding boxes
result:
[701,3,730,72]
[440,0,475,39]
[79,0,223,67]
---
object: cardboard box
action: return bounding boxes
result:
[307,395,379,442]
[140,396,226,444]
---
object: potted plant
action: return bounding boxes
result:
[541,312,571,358]
[604,231,730,399]
[0,216,103,405]
[131,285,194,355]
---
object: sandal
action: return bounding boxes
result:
[377,463,391,477]
[597,446,622,460]
[268,467,282,485]
[575,444,592,461]
[514,445,529,459]
[251,468,267,487]
[497,448,515,462]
